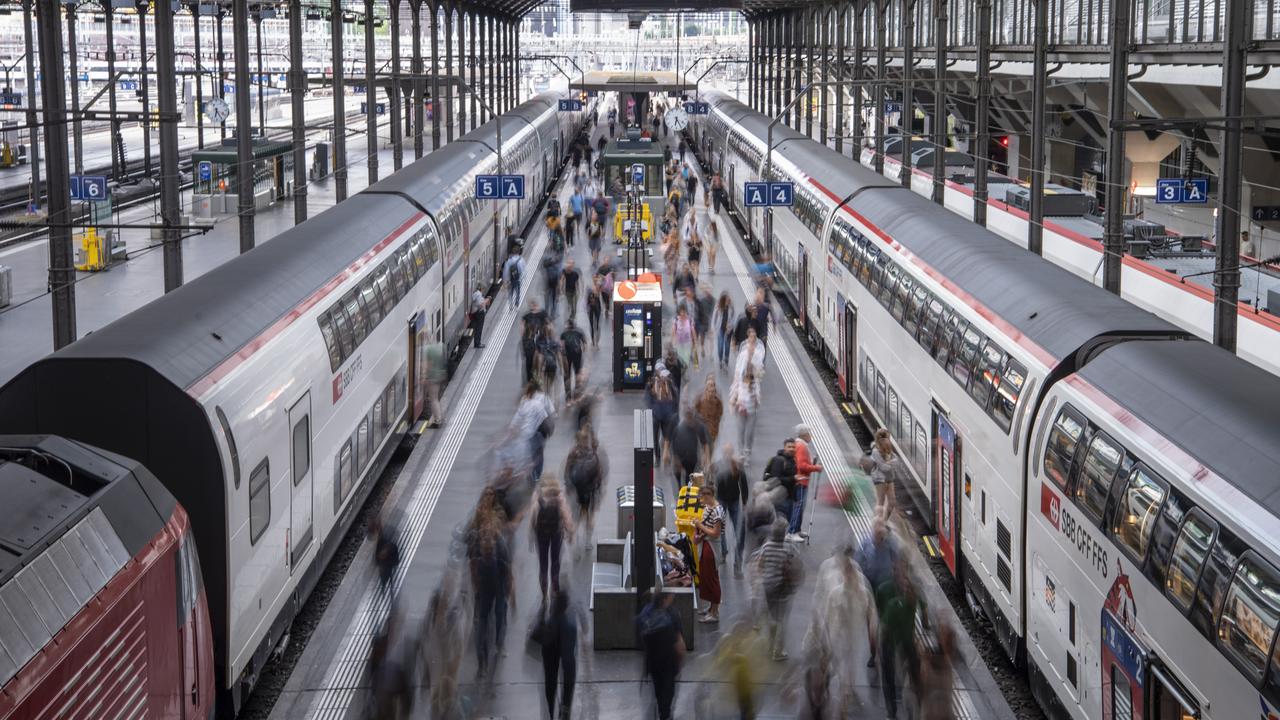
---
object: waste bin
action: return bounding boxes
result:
[616,484,665,539]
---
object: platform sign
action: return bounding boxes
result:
[1252,205,1280,222]
[885,101,902,114]
[475,174,525,200]
[70,175,108,201]
[769,181,795,207]
[558,98,583,112]
[744,181,769,207]
[1156,177,1209,205]
[0,90,19,106]
[630,163,645,186]
[682,101,709,115]
[197,161,212,182]
[360,101,386,115]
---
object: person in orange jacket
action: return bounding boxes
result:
[788,424,824,542]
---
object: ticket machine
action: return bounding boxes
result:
[612,277,664,391]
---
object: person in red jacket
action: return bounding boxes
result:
[788,424,824,542]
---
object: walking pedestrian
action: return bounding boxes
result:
[471,288,489,349]
[876,558,923,720]
[560,318,586,398]
[712,292,734,369]
[637,592,687,720]
[712,444,749,575]
[539,589,580,720]
[686,165,699,204]
[696,485,725,623]
[670,405,710,491]
[694,374,723,447]
[754,519,804,661]
[530,475,575,602]
[504,251,526,310]
[856,515,900,670]
[369,515,401,597]
[870,428,903,513]
[424,338,446,427]
[521,300,548,383]
[766,439,799,521]
[671,304,697,369]
[729,367,761,463]
[585,275,604,348]
[706,218,720,274]
[543,252,563,320]
[538,321,562,407]
[420,568,470,719]
[711,171,724,214]
[734,326,766,385]
[562,258,582,322]
[564,426,604,542]
[646,367,679,466]
[468,500,514,678]
[587,211,604,266]
[788,424,824,542]
[512,379,556,480]
[567,189,584,247]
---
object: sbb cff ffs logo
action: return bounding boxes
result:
[1041,484,1109,578]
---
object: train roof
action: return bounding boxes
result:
[704,91,1186,363]
[0,435,176,685]
[1079,341,1280,517]
[31,192,412,391]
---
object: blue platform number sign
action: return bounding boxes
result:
[769,182,795,207]
[1156,177,1208,205]
[630,163,645,185]
[682,101,709,115]
[197,161,213,182]
[744,182,769,208]
[558,99,583,112]
[70,175,108,201]
[360,101,387,115]
[476,174,525,200]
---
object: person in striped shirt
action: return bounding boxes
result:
[753,519,805,661]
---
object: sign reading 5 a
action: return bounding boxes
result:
[475,174,525,200]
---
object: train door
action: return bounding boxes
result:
[287,392,314,568]
[176,532,206,719]
[408,311,428,420]
[931,405,960,577]
[840,303,857,398]
[798,247,809,328]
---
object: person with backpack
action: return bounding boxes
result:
[788,424,825,543]
[530,475,575,602]
[561,258,582,322]
[585,275,604,349]
[520,300,548,383]
[754,519,805,661]
[543,251,563,320]
[559,318,586,398]
[538,588,580,720]
[765,439,800,521]
[712,444,749,576]
[636,591,687,720]
[468,499,513,678]
[587,212,604,267]
[563,426,604,541]
[504,251,526,310]
[537,321,562,407]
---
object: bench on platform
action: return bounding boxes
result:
[590,534,635,649]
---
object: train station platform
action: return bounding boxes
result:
[268,123,1018,720]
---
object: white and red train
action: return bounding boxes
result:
[696,90,1280,720]
[0,93,583,716]
[0,435,214,720]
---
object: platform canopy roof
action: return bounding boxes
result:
[570,70,694,94]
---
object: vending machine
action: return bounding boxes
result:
[612,277,664,391]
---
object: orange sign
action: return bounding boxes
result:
[617,280,637,299]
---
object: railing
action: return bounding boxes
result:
[845,0,1280,51]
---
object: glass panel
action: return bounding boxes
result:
[990,359,1027,432]
[904,285,928,337]
[1166,510,1217,611]
[342,290,367,347]
[359,417,371,471]
[935,311,959,366]
[249,460,271,544]
[918,297,943,352]
[389,257,408,300]
[398,247,416,289]
[1112,466,1166,562]
[375,265,395,315]
[291,414,310,485]
[1044,409,1085,489]
[318,312,342,372]
[216,406,241,489]
[1077,434,1122,522]
[361,278,384,328]
[336,441,352,511]
[1112,666,1133,720]
[879,263,901,308]
[1218,554,1280,684]
[888,388,899,437]
[891,274,913,323]
[331,304,355,359]
[950,325,983,388]
[875,373,888,419]
[969,340,1005,409]
[861,244,878,288]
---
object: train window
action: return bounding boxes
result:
[1112,465,1167,563]
[335,440,352,511]
[860,244,877,287]
[888,388,899,438]
[949,325,982,388]
[248,459,270,545]
[331,304,355,360]
[215,406,241,490]
[874,372,888,420]
[342,290,367,347]
[868,251,885,295]
[917,297,943,353]
[1217,553,1280,685]
[388,257,408,301]
[1043,407,1085,489]
[879,263,900,309]
[914,422,928,477]
[891,275,912,324]
[1111,666,1132,719]
[989,358,1026,432]
[1076,433,1123,523]
[349,427,362,479]
[410,234,427,272]
[375,266,395,315]
[291,414,310,486]
[899,406,914,456]
[396,247,415,290]
[357,417,371,472]
[318,312,342,372]
[968,340,1004,409]
[361,278,385,328]
[934,310,958,366]
[372,397,385,447]
[904,285,928,337]
[1166,509,1218,612]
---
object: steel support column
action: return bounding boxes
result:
[411,0,424,158]
[138,0,153,178]
[790,11,801,130]
[444,3,454,142]
[193,5,205,150]
[22,0,41,208]
[216,7,226,142]
[512,19,520,106]
[429,1,441,149]
[1028,0,1048,254]
[1102,0,1130,292]
[289,0,307,223]
[332,0,348,199]
[36,0,74,347]
[487,14,496,122]
[805,6,816,138]
[469,11,478,131]
[835,3,847,154]
[900,0,914,187]
[155,0,182,290]
[773,14,781,118]
[874,0,886,175]
[852,0,864,158]
[106,1,123,175]
[931,0,947,204]
[747,20,755,110]
[233,0,255,252]
[68,3,83,174]
[365,0,378,184]
[782,14,792,126]
[390,0,403,170]
[254,11,265,131]
[820,7,830,145]
[458,8,467,134]
[1214,0,1248,350]
[974,0,991,226]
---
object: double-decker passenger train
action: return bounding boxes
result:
[0,92,582,715]
[695,90,1280,720]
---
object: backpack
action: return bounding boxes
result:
[509,261,522,287]
[568,452,599,498]
[535,497,561,538]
